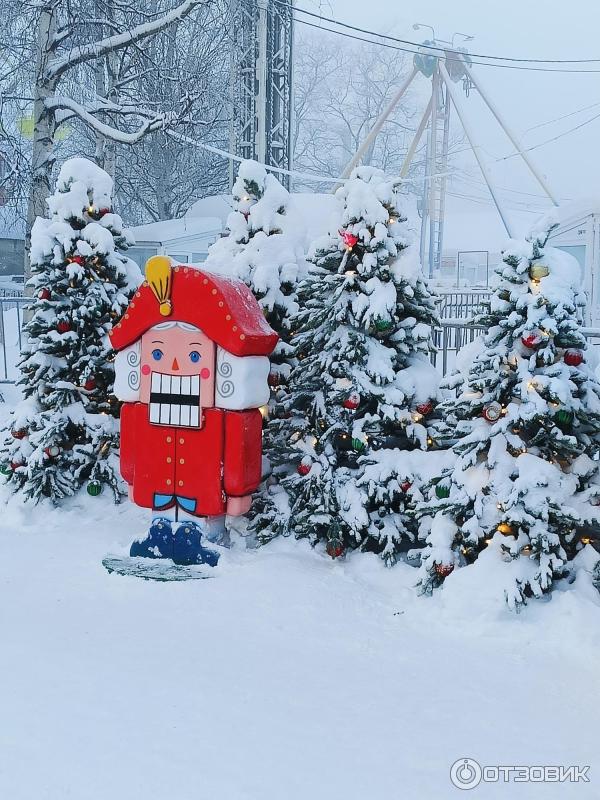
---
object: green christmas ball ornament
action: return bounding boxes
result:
[374,317,392,332]
[86,480,102,497]
[555,409,574,428]
[0,463,12,476]
[351,437,366,453]
[435,484,451,499]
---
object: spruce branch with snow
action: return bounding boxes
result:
[417,217,600,609]
[253,167,440,563]
[0,158,140,503]
[205,160,308,454]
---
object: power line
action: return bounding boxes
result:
[288,1,600,64]
[522,100,600,135]
[289,6,600,73]
[498,110,600,160]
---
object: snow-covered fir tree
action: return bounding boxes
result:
[205,159,308,389]
[251,167,440,563]
[0,158,140,502]
[418,217,600,609]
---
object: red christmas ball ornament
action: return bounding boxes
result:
[342,392,360,410]
[10,461,23,471]
[11,428,27,440]
[400,480,412,493]
[297,462,311,476]
[564,349,584,367]
[69,255,85,266]
[434,562,454,578]
[521,332,542,349]
[57,320,71,334]
[416,401,434,416]
[44,445,60,459]
[268,372,279,387]
[339,229,359,250]
[38,288,51,301]
[326,541,344,559]
[83,378,96,391]
[98,207,111,217]
[482,401,502,423]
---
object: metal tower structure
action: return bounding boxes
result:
[229,0,294,188]
[339,34,559,279]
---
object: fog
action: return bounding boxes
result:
[306,0,600,247]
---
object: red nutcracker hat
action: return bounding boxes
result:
[109,256,278,357]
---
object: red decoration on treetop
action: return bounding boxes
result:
[38,288,51,301]
[339,229,359,250]
[434,562,454,578]
[57,320,72,334]
[297,463,311,476]
[69,255,85,266]
[564,350,584,367]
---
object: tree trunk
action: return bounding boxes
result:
[25,6,58,288]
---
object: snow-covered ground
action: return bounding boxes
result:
[0,384,598,800]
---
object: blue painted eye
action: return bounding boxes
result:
[189,350,201,363]
[152,349,163,361]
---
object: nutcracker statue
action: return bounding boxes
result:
[106,256,278,575]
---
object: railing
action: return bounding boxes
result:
[0,297,598,387]
[0,296,27,383]
[435,288,491,320]
[433,319,600,376]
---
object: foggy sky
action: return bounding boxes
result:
[302,0,600,246]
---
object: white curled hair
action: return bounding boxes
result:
[113,322,271,410]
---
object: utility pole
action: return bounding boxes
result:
[229,0,293,187]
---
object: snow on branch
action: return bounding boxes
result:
[46,95,177,144]
[48,0,206,80]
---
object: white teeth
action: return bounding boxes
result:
[180,405,190,426]
[149,371,201,427]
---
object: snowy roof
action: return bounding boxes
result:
[130,215,223,245]
[187,194,234,223]
[553,198,600,228]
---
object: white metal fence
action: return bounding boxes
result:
[0,291,597,386]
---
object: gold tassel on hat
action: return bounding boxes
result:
[145,255,173,316]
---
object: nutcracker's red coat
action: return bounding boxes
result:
[120,403,263,515]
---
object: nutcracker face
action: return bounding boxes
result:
[139,322,216,427]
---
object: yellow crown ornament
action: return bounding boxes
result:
[145,255,173,316]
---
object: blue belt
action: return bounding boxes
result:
[153,493,197,513]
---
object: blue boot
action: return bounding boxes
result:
[130,518,174,559]
[173,522,220,567]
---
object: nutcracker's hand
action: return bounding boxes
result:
[226,495,252,516]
